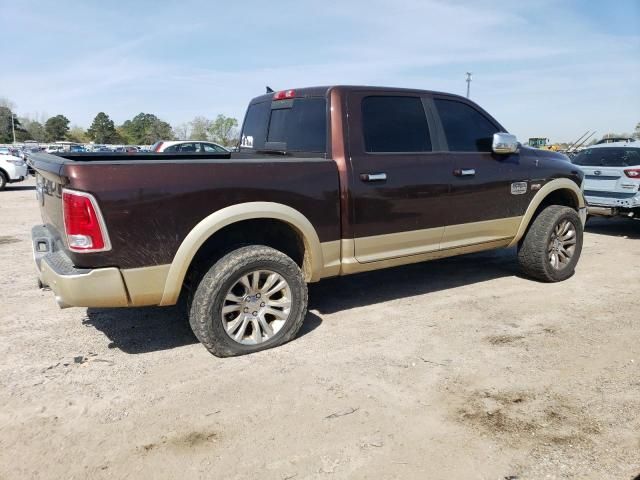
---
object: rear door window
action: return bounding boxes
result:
[434,99,499,152]
[240,97,327,153]
[266,97,327,152]
[361,96,432,152]
[572,148,640,167]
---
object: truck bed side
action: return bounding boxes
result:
[33,153,341,270]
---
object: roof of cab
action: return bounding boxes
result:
[248,85,470,104]
[589,140,638,149]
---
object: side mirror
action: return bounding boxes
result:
[492,132,519,154]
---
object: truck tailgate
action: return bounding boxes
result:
[32,153,69,253]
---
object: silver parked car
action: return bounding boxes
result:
[572,141,640,218]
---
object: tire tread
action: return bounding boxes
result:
[189,245,307,357]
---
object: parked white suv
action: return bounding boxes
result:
[0,153,28,190]
[572,141,640,219]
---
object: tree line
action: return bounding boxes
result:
[0,98,239,146]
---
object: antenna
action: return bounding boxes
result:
[266,86,274,93]
[465,72,472,98]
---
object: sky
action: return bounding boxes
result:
[1,0,639,142]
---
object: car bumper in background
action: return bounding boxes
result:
[585,192,640,216]
[3,162,28,181]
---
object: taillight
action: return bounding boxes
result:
[62,190,110,252]
[624,168,640,178]
[273,89,295,100]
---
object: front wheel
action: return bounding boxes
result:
[517,205,583,282]
[189,245,308,357]
[0,172,7,191]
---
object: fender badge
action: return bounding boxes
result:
[511,182,528,195]
[531,183,542,191]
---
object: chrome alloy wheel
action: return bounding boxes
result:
[221,270,292,345]
[548,219,577,270]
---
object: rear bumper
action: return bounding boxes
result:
[585,192,640,209]
[33,225,129,308]
[585,192,640,217]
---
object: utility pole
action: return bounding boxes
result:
[11,113,16,144]
[465,72,472,99]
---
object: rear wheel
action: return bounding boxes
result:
[189,245,308,357]
[518,205,583,282]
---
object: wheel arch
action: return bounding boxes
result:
[159,202,325,306]
[508,178,585,247]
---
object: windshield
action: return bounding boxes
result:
[572,147,640,167]
[240,97,327,153]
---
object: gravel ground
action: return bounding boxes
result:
[1,177,639,480]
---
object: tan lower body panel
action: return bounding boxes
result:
[146,217,523,304]
[322,216,522,278]
[353,226,444,263]
[440,216,522,250]
[121,264,171,306]
[339,238,512,276]
[319,240,342,278]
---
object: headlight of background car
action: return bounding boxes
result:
[7,159,25,166]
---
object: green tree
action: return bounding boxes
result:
[87,112,118,143]
[208,114,238,146]
[45,115,70,141]
[22,119,47,142]
[0,107,26,143]
[115,126,132,144]
[0,99,29,143]
[68,125,89,143]
[173,123,190,140]
[120,113,173,144]
[189,116,211,140]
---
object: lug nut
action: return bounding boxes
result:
[252,311,258,316]
[256,293,261,298]
[260,302,265,307]
[243,307,248,313]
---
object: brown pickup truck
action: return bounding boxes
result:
[32,86,587,357]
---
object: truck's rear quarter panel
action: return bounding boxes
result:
[59,157,340,269]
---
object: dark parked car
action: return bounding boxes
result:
[31,86,586,357]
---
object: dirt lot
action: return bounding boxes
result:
[1,177,638,479]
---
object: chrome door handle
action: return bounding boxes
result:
[360,172,387,182]
[453,168,476,177]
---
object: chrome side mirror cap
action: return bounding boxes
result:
[492,132,519,154]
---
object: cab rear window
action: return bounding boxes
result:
[572,148,640,167]
[240,97,327,153]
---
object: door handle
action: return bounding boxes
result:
[453,168,476,177]
[360,172,387,182]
